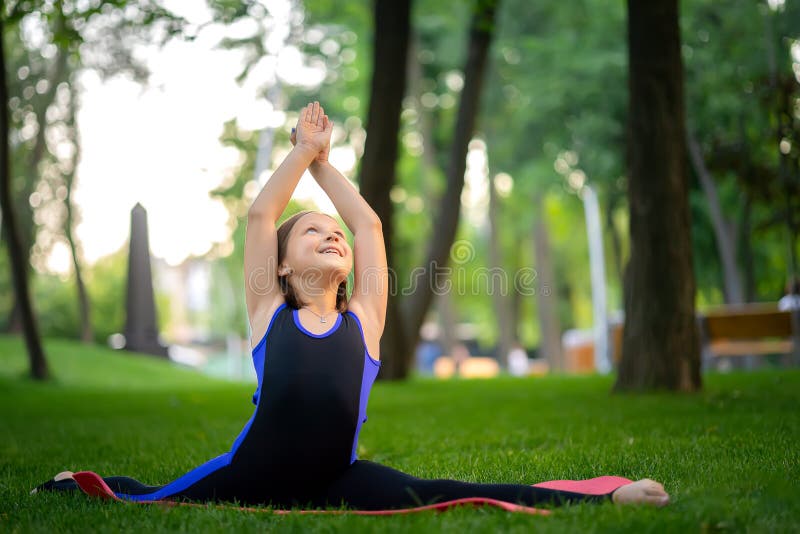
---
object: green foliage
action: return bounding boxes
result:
[26,246,173,345]
[1,337,799,531]
[82,249,127,344]
[682,0,800,302]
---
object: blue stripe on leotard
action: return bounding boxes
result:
[347,310,381,463]
[116,303,287,502]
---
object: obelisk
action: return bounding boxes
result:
[123,203,169,357]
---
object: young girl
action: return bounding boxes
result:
[34,102,669,510]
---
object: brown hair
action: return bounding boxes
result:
[276,210,348,312]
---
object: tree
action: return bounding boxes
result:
[614,0,701,392]
[400,0,500,377]
[0,4,49,378]
[356,0,412,380]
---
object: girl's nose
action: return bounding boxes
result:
[326,233,339,241]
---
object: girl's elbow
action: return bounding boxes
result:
[247,206,275,222]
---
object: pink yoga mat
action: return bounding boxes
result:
[70,471,631,516]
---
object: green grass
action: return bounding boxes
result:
[1,335,798,533]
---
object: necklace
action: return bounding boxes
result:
[302,306,335,323]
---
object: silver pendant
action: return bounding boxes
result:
[320,316,327,323]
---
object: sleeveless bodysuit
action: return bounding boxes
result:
[115,303,380,507]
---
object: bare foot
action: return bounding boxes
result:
[611,479,670,506]
[30,471,75,495]
[54,471,74,482]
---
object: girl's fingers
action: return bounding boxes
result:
[311,101,320,124]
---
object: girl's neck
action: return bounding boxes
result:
[298,290,339,314]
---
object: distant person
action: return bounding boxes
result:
[415,323,442,375]
[451,342,471,375]
[416,339,442,375]
[508,343,530,376]
[32,102,668,510]
[778,278,800,311]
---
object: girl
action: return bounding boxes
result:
[34,102,669,510]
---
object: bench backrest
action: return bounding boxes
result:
[703,306,793,340]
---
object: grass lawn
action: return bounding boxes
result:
[1,335,798,533]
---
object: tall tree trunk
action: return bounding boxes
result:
[487,169,514,368]
[508,241,523,342]
[739,195,756,301]
[687,129,744,304]
[357,0,412,379]
[408,32,457,358]
[407,34,441,178]
[615,0,701,392]
[604,192,624,294]
[402,0,500,358]
[0,17,50,379]
[63,82,93,343]
[4,28,68,333]
[436,290,457,355]
[532,190,563,371]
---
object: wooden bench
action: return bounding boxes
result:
[433,356,499,378]
[608,304,799,369]
[699,304,798,368]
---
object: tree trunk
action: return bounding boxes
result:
[402,0,500,358]
[508,238,523,342]
[436,289,457,355]
[687,130,744,304]
[739,195,756,301]
[488,169,514,368]
[615,0,701,392]
[357,0,412,379]
[408,32,457,358]
[6,300,21,333]
[63,83,93,343]
[0,18,50,379]
[4,27,68,333]
[604,192,624,292]
[532,190,563,371]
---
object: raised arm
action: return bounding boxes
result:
[302,126,388,341]
[244,102,331,334]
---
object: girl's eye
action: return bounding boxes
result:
[306,228,317,234]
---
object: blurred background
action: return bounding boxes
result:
[1,0,799,384]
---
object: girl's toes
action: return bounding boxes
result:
[651,494,670,506]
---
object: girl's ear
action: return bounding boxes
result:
[278,264,294,276]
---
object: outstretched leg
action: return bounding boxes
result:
[322,460,613,510]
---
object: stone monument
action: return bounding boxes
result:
[123,203,169,357]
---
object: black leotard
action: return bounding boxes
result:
[45,303,616,509]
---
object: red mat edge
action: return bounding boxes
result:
[533,475,633,495]
[71,472,635,516]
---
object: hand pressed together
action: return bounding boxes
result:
[292,101,332,163]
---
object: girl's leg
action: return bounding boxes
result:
[322,460,611,510]
[103,476,163,495]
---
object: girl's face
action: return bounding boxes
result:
[282,213,353,285]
